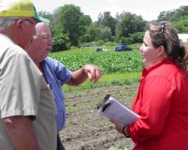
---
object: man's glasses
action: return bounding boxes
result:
[32,35,53,41]
[39,35,53,41]
[23,19,34,24]
[4,18,34,25]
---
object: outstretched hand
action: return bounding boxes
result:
[68,64,102,86]
[84,64,101,83]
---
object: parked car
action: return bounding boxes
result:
[115,45,132,51]
[95,46,103,52]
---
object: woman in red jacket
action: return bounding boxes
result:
[111,21,188,150]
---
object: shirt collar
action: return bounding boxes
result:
[142,58,173,76]
[0,33,15,44]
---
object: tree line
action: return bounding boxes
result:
[39,5,188,52]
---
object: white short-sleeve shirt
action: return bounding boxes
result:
[0,34,57,150]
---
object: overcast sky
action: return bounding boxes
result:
[32,0,188,21]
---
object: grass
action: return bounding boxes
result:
[62,72,141,92]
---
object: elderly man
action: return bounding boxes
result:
[27,22,101,150]
[0,0,57,150]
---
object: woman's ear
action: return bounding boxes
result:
[157,45,166,57]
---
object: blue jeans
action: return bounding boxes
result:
[57,134,65,150]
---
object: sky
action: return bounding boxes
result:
[32,0,188,21]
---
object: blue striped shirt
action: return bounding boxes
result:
[42,57,72,132]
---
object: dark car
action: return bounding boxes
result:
[115,45,132,51]
[95,46,103,52]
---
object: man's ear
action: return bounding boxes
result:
[15,19,24,30]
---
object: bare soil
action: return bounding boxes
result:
[60,84,139,150]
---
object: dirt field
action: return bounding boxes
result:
[59,84,139,150]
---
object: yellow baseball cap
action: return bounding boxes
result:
[0,0,50,23]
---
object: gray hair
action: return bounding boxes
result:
[0,17,19,30]
[35,22,49,35]
[30,22,50,41]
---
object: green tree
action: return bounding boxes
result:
[97,26,113,42]
[115,12,146,44]
[157,5,188,33]
[51,27,71,52]
[53,4,91,46]
[38,11,52,20]
[97,11,116,36]
[171,6,188,21]
[157,10,175,21]
[158,6,188,22]
[172,17,188,33]
[86,23,100,42]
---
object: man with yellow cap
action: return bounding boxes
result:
[0,0,57,150]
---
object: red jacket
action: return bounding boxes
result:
[127,58,188,150]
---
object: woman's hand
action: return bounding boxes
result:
[110,119,124,134]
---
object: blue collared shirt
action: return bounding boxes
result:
[41,57,72,132]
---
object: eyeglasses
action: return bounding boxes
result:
[23,19,34,24]
[39,35,53,41]
[4,18,34,25]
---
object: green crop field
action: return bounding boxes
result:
[49,44,144,92]
[50,45,143,74]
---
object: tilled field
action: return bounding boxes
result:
[60,84,138,150]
